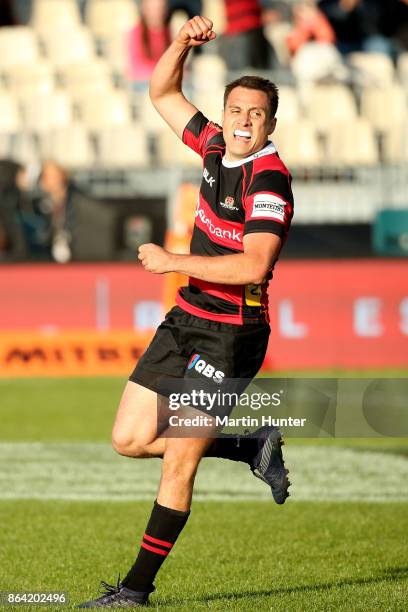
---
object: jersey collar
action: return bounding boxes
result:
[222,141,276,168]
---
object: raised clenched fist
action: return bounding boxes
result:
[176,15,216,48]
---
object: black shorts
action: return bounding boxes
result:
[129,306,270,417]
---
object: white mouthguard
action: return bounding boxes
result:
[234,130,251,138]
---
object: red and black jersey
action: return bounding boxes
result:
[177,111,294,326]
[224,0,262,35]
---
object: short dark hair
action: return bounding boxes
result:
[223,76,279,119]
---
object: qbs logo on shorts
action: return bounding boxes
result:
[187,354,225,384]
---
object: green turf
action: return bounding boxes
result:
[0,377,124,442]
[0,501,407,611]
[0,377,407,610]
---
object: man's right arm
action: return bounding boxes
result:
[149,16,216,139]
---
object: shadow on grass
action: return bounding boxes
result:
[157,565,408,607]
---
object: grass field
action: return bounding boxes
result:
[1,377,407,611]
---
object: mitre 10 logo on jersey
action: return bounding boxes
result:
[187,354,225,384]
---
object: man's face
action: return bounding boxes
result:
[222,87,276,161]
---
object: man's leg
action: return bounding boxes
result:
[121,436,212,593]
[79,384,214,608]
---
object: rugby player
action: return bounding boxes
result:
[78,15,293,608]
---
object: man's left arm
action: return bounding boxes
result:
[138,233,281,285]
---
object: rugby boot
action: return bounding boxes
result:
[248,426,290,504]
[77,577,153,608]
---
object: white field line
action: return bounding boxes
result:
[0,443,407,502]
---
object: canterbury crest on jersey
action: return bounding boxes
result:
[180,111,294,325]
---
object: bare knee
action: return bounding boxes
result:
[111,427,146,458]
[111,381,159,457]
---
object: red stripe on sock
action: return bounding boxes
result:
[141,541,169,556]
[143,533,173,549]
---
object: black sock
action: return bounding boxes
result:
[204,433,258,464]
[122,500,190,592]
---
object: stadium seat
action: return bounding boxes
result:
[10,133,39,165]
[157,129,202,168]
[7,62,55,100]
[0,134,39,164]
[192,89,225,124]
[272,120,322,167]
[0,27,40,71]
[86,0,139,38]
[0,133,11,158]
[97,124,149,168]
[347,52,395,86]
[382,121,408,163]
[22,91,74,133]
[41,27,96,68]
[80,90,131,130]
[31,0,81,31]
[264,21,292,66]
[0,132,39,167]
[361,85,407,134]
[40,124,95,168]
[291,42,347,86]
[397,52,408,92]
[191,54,227,92]
[304,85,358,133]
[275,87,300,124]
[202,0,226,31]
[325,117,378,166]
[0,92,21,133]
[101,31,129,73]
[60,59,113,102]
[138,91,168,135]
[169,10,187,40]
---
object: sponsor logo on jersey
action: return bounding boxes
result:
[203,167,216,187]
[196,202,242,242]
[220,196,238,211]
[250,193,286,222]
[187,353,225,384]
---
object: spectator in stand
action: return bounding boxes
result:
[0,160,29,261]
[38,161,77,264]
[127,0,171,88]
[318,0,397,56]
[11,0,33,24]
[167,0,202,21]
[0,0,18,25]
[260,1,295,66]
[379,0,408,53]
[261,0,293,24]
[287,0,335,55]
[221,0,277,70]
